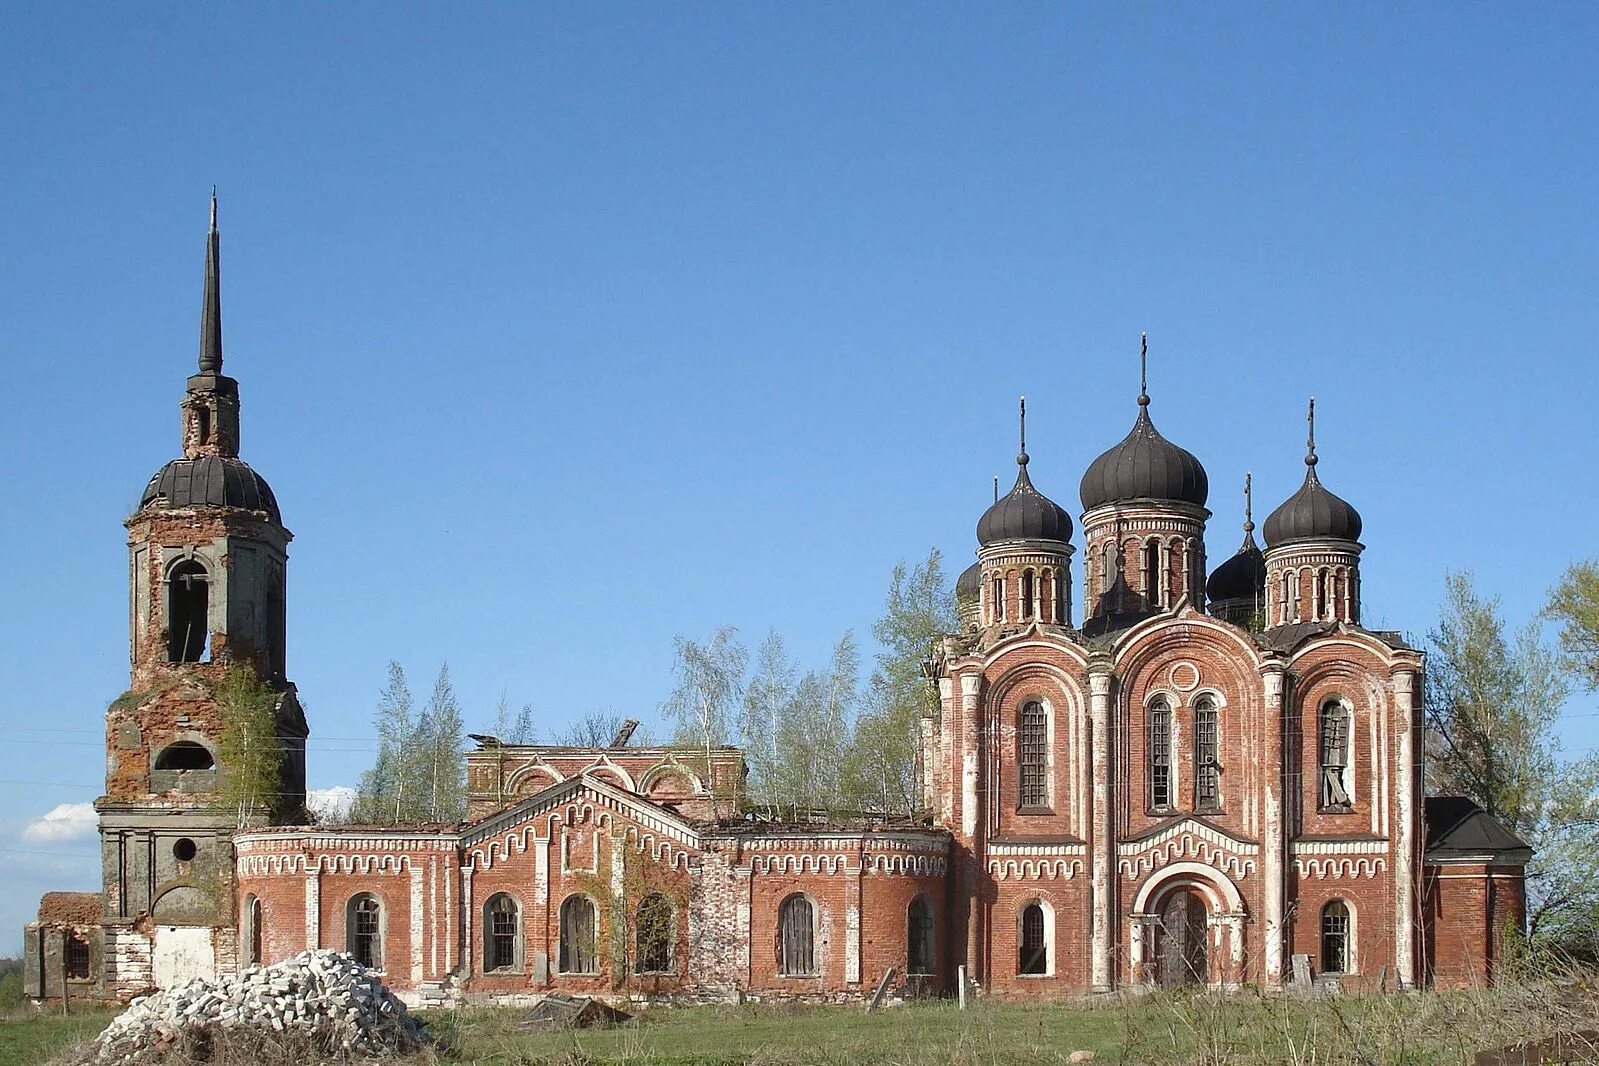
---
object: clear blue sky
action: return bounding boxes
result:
[2,5,1597,949]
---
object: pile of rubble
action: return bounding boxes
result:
[79,949,426,1064]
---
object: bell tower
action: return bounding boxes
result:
[96,196,307,989]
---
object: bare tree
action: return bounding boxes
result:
[662,627,748,818]
[490,692,538,744]
[742,630,797,814]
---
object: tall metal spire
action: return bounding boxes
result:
[1243,472,1255,535]
[1018,395,1028,466]
[1138,332,1149,407]
[1305,396,1318,469]
[198,188,223,375]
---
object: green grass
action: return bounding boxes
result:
[0,1008,118,1066]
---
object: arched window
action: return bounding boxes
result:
[484,893,519,972]
[559,895,599,974]
[1319,700,1353,809]
[167,560,210,663]
[907,896,935,975]
[778,894,816,976]
[1142,541,1161,606]
[1018,701,1048,808]
[1193,697,1220,812]
[246,895,263,965]
[347,894,382,970]
[1288,570,1302,622]
[1314,570,1329,620]
[1101,542,1115,601]
[1148,698,1173,810]
[992,575,1006,622]
[1019,902,1047,975]
[154,742,214,771]
[635,893,674,974]
[1321,900,1352,974]
[1020,570,1035,620]
[64,934,90,980]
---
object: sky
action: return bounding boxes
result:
[2,4,1597,952]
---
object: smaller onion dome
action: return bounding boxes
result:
[956,561,981,600]
[1206,474,1266,603]
[140,456,282,524]
[976,399,1073,546]
[1079,338,1208,510]
[1262,399,1362,547]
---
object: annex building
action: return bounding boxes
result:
[26,204,1530,1005]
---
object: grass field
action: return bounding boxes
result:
[7,979,1599,1066]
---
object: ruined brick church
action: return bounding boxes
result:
[27,203,1530,1004]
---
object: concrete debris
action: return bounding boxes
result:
[518,992,632,1030]
[78,949,425,1064]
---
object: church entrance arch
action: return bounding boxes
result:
[1156,887,1208,988]
[1130,862,1245,989]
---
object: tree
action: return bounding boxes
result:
[416,665,466,822]
[560,710,630,747]
[662,626,747,817]
[213,664,284,826]
[1546,561,1599,689]
[490,692,538,744]
[356,662,423,824]
[841,549,956,816]
[1426,572,1599,956]
[741,630,797,813]
[773,632,858,815]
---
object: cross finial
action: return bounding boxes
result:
[993,475,999,503]
[1306,396,1318,467]
[210,186,218,232]
[198,189,223,375]
[1243,472,1255,534]
[1138,332,1149,407]
[1017,395,1028,466]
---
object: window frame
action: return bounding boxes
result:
[907,895,935,976]
[346,893,383,971]
[634,893,676,975]
[484,893,521,973]
[1017,700,1049,810]
[778,893,818,977]
[1193,696,1221,813]
[1318,698,1355,812]
[1148,697,1174,812]
[1321,899,1354,974]
[558,894,600,975]
[1017,899,1051,976]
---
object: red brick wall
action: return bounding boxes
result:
[1424,863,1526,988]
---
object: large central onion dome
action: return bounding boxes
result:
[1079,342,1207,510]
[1263,400,1362,547]
[140,456,282,524]
[977,399,1073,545]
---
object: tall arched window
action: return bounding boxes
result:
[484,893,519,972]
[246,895,263,965]
[1288,570,1303,622]
[778,894,816,976]
[1018,701,1048,808]
[1020,570,1035,620]
[992,575,1006,622]
[1193,697,1220,812]
[559,895,599,974]
[635,893,674,974]
[1148,698,1173,810]
[1319,700,1353,809]
[1101,542,1116,601]
[167,560,210,663]
[1019,902,1047,975]
[907,896,935,975]
[1142,541,1161,606]
[1321,900,1352,974]
[346,894,382,970]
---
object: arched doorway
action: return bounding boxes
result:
[1156,887,1208,988]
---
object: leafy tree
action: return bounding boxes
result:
[213,664,284,826]
[1546,560,1599,689]
[416,665,466,821]
[1426,572,1599,956]
[356,662,423,824]
[773,632,858,815]
[662,626,747,817]
[490,692,538,744]
[741,630,797,813]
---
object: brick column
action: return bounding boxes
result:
[1261,663,1286,986]
[1393,668,1418,989]
[1089,665,1114,991]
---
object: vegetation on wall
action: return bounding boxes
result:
[211,664,284,827]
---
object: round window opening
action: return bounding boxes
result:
[173,838,197,863]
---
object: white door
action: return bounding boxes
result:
[152,925,215,988]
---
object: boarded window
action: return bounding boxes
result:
[1019,903,1046,975]
[1149,699,1173,810]
[1018,701,1048,808]
[559,896,598,974]
[635,893,674,974]
[1194,698,1220,812]
[167,561,209,663]
[485,894,518,972]
[907,897,935,975]
[779,895,816,976]
[1322,900,1351,973]
[1320,701,1352,809]
[348,894,381,970]
[65,935,90,980]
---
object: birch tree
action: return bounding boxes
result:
[741,630,796,813]
[662,627,747,818]
[417,664,466,821]
[213,664,284,827]
[356,661,420,824]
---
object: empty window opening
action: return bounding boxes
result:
[248,896,263,965]
[1019,903,1047,975]
[1018,701,1048,808]
[348,894,381,970]
[1149,699,1173,810]
[559,895,598,974]
[992,575,1006,622]
[635,893,674,974]
[907,897,935,975]
[167,561,210,663]
[1319,701,1353,809]
[1142,541,1161,605]
[1322,900,1351,974]
[779,894,816,976]
[172,838,197,863]
[1194,698,1220,812]
[155,742,214,772]
[64,935,90,980]
[1020,570,1035,620]
[485,894,518,972]
[197,406,212,446]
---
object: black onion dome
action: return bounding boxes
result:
[977,456,1073,546]
[140,456,282,524]
[1262,466,1361,547]
[1079,402,1208,511]
[956,561,981,599]
[1206,536,1266,603]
